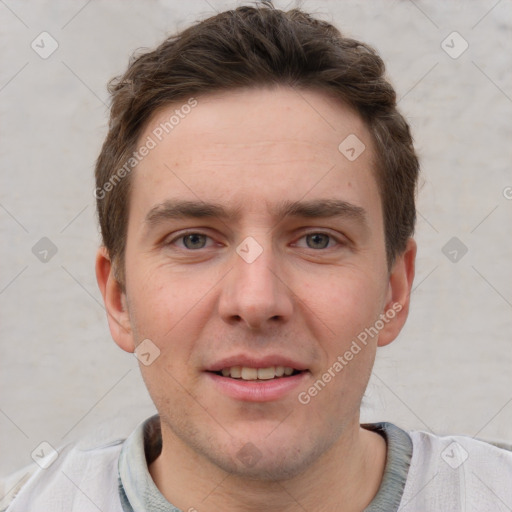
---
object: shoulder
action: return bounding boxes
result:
[400,428,512,511]
[1,437,125,512]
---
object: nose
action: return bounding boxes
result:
[218,237,294,330]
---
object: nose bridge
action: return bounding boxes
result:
[237,236,275,293]
[219,234,293,328]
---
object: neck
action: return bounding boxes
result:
[149,417,387,512]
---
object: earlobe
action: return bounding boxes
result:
[377,238,417,347]
[95,247,135,353]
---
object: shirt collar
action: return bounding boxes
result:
[118,415,412,512]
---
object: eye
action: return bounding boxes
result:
[169,232,213,250]
[295,232,341,250]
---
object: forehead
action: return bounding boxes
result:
[130,86,381,226]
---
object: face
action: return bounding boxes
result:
[97,86,414,480]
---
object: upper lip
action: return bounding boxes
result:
[205,355,309,372]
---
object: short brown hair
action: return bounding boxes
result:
[95,2,419,287]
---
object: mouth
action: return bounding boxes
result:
[205,363,310,402]
[204,355,310,401]
[210,365,304,381]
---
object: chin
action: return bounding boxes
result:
[158,404,341,482]
[211,449,316,482]
[203,431,333,482]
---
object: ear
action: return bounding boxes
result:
[95,246,135,353]
[377,238,417,347]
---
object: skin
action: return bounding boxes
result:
[96,85,416,512]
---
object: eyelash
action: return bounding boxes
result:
[166,230,345,251]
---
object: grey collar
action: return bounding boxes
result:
[361,421,413,511]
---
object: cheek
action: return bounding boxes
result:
[127,263,205,336]
[303,266,386,341]
[126,264,219,378]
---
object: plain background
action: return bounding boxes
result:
[0,0,511,477]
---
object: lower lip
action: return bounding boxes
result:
[205,371,309,402]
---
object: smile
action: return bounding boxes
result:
[215,366,300,380]
[206,368,309,402]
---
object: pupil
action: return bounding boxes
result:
[184,233,206,249]
[307,233,329,249]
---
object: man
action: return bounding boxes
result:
[3,2,511,511]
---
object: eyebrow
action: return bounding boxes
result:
[144,198,368,229]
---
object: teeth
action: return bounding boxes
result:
[230,366,242,378]
[218,366,297,380]
[257,367,275,380]
[241,367,258,380]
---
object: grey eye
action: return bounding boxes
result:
[306,233,330,249]
[183,233,208,249]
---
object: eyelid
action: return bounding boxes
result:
[292,228,348,246]
[164,229,217,248]
[163,228,348,250]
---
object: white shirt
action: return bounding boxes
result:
[2,415,511,511]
